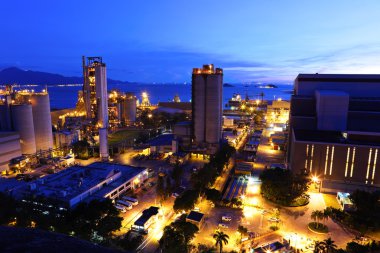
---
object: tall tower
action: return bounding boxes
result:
[192,64,223,154]
[82,56,109,160]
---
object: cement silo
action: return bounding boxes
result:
[192,64,223,153]
[11,104,37,154]
[30,93,53,151]
[121,93,136,125]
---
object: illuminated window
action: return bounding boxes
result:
[345,147,350,178]
[372,149,378,184]
[310,145,314,172]
[329,146,335,175]
[350,147,356,178]
[305,144,309,169]
[366,148,373,183]
[324,146,329,175]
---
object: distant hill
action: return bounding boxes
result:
[0,67,131,85]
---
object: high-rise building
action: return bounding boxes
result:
[288,74,380,192]
[82,56,109,160]
[192,64,223,154]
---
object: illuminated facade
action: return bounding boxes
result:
[82,56,109,160]
[289,74,380,192]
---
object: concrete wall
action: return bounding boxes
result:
[0,132,22,173]
[315,90,349,131]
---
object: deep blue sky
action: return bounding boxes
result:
[1,0,380,83]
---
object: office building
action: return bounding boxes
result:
[289,74,380,192]
[192,64,223,154]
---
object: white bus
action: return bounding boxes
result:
[116,200,133,210]
[122,196,138,206]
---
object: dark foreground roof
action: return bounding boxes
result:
[148,134,175,146]
[0,226,127,253]
[186,211,204,223]
[134,206,159,226]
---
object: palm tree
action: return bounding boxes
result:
[322,209,329,225]
[213,231,229,253]
[311,210,323,228]
[313,241,327,253]
[323,238,337,253]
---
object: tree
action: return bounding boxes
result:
[72,139,90,159]
[173,189,199,212]
[117,231,144,251]
[156,174,166,202]
[171,219,199,247]
[165,176,172,197]
[314,241,327,253]
[213,231,229,253]
[311,210,324,228]
[172,161,184,187]
[259,167,309,206]
[237,225,248,241]
[324,238,337,253]
[205,188,222,204]
[346,242,370,253]
[159,219,199,253]
[159,226,186,253]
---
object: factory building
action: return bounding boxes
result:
[192,64,223,154]
[288,74,380,192]
[11,162,148,208]
[0,132,22,173]
[82,56,109,160]
[0,87,53,156]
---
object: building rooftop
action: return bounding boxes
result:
[16,162,146,204]
[296,74,380,83]
[134,206,159,226]
[186,211,204,223]
[148,134,175,146]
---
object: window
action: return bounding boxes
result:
[324,146,329,175]
[350,147,356,178]
[345,147,350,178]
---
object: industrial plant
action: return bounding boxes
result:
[0,86,53,172]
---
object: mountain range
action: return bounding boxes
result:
[0,67,131,85]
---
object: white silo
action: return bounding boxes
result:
[99,127,109,160]
[30,93,53,151]
[11,104,37,154]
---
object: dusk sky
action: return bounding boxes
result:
[1,0,380,83]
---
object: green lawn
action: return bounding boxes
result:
[108,129,145,145]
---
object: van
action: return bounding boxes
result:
[122,196,138,206]
[222,215,232,222]
[116,200,133,210]
[115,204,127,213]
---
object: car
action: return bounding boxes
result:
[171,193,180,198]
[267,217,280,222]
[218,223,229,229]
[241,237,249,242]
[193,207,200,212]
[222,215,232,222]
